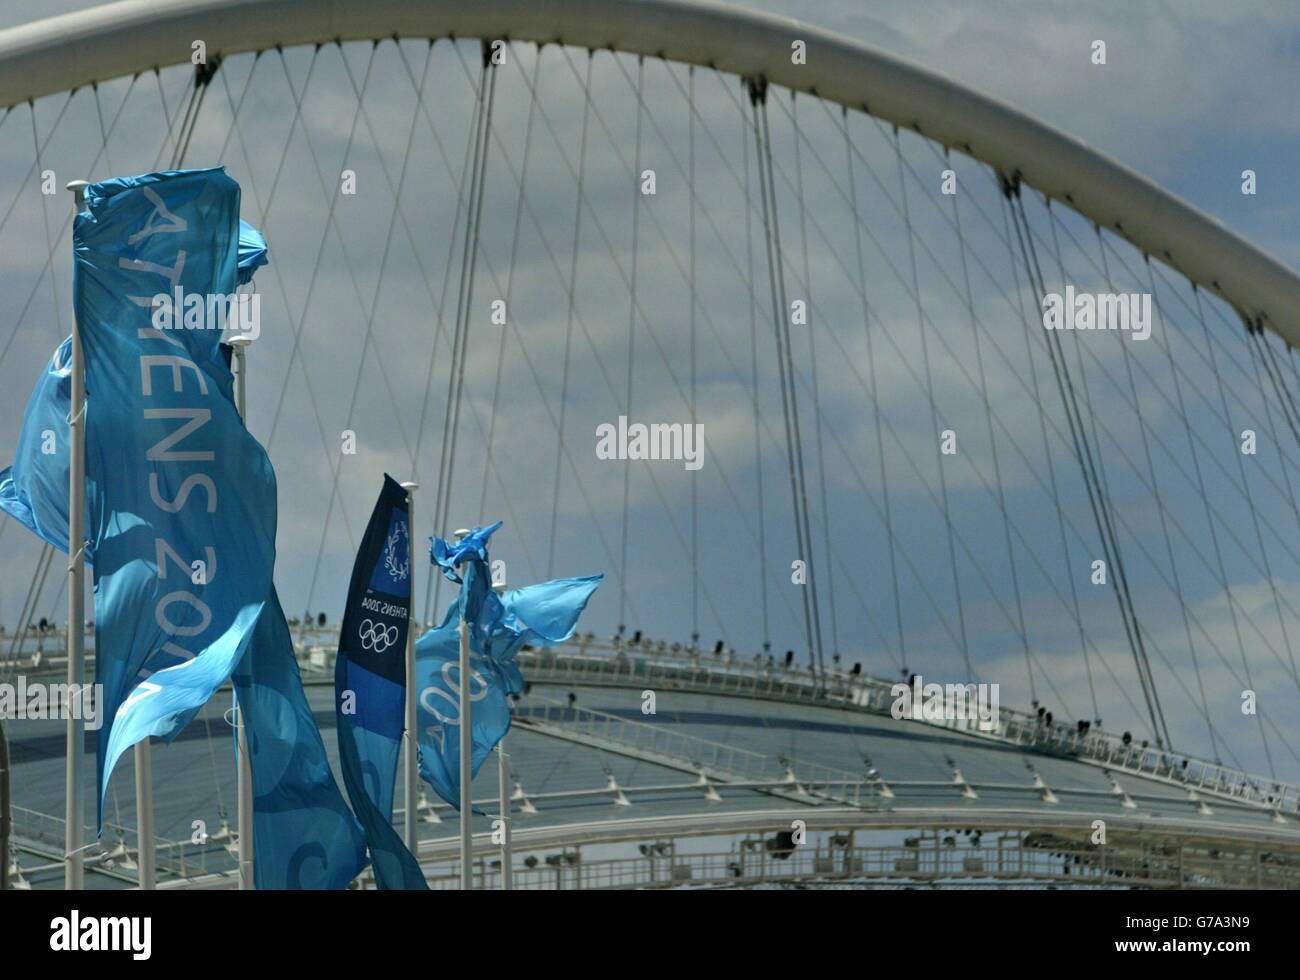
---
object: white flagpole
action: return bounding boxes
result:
[496,740,510,890]
[454,528,472,890]
[64,179,89,890]
[134,740,155,888]
[133,283,158,889]
[400,481,419,858]
[491,575,511,891]
[229,335,254,890]
[0,717,10,891]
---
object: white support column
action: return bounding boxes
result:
[64,179,89,891]
[229,335,254,890]
[400,481,419,857]
[455,528,472,890]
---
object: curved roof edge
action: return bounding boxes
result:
[1,0,1297,344]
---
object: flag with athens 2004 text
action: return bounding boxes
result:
[74,169,275,824]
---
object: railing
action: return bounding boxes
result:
[522,697,772,783]
[518,640,1300,816]
[520,696,878,808]
[0,623,343,666]
[151,837,237,880]
[10,624,1299,815]
[9,803,234,883]
[415,835,1300,890]
[10,804,68,852]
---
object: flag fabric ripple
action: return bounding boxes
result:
[416,521,601,807]
[71,167,362,886]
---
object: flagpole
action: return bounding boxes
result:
[496,740,510,890]
[454,527,472,890]
[99,166,153,893]
[134,267,158,889]
[400,481,419,859]
[134,740,155,888]
[230,335,254,890]
[64,179,89,890]
[491,576,511,891]
[0,714,11,890]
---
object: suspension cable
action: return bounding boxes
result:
[948,149,1035,701]
[480,46,541,525]
[1021,192,1158,732]
[894,126,973,682]
[1007,181,1169,748]
[429,40,498,618]
[1194,304,1282,773]
[841,109,903,674]
[1138,261,1220,762]
[543,50,593,579]
[746,89,772,654]
[792,92,839,667]
[1252,322,1300,455]
[689,64,700,650]
[618,56,645,636]
[749,77,823,684]
[1010,185,1158,732]
[2,545,54,683]
[1237,320,1300,690]
[303,40,432,616]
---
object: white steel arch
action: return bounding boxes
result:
[0,0,1296,346]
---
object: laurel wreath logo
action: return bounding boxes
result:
[384,518,410,582]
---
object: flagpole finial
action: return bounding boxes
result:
[400,481,418,492]
[227,335,252,349]
[453,528,471,542]
[66,179,89,209]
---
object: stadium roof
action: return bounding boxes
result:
[9,639,1300,888]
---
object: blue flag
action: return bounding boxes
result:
[236,220,268,285]
[233,588,368,889]
[0,336,84,558]
[416,521,601,807]
[334,475,427,889]
[6,175,363,887]
[71,168,363,884]
[73,169,269,820]
[0,218,268,555]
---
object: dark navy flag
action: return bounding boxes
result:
[416,522,601,807]
[335,475,427,889]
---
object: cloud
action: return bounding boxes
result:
[1,3,1298,782]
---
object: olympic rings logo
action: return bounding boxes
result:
[420,662,490,726]
[359,618,400,653]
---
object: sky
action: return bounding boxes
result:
[1,0,1299,783]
